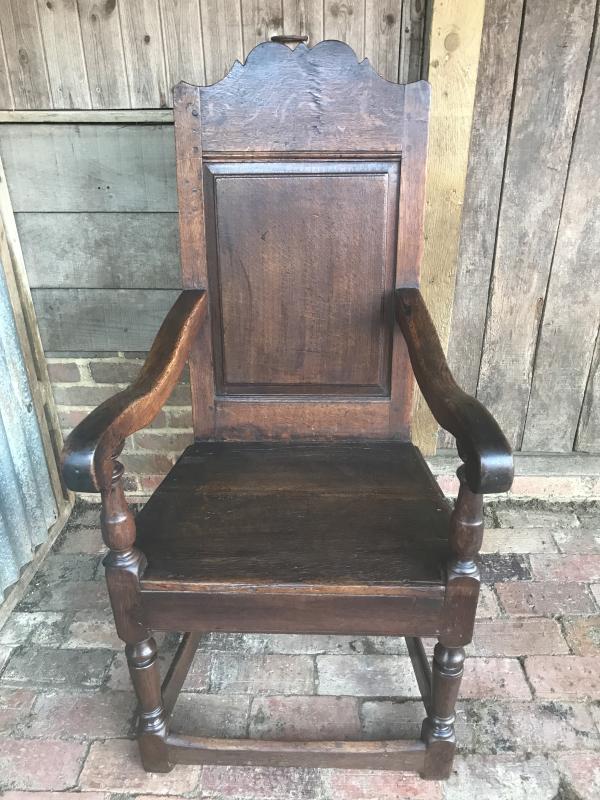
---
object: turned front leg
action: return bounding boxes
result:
[102,458,171,773]
[421,644,464,779]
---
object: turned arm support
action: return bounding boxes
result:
[61,290,207,494]
[395,288,513,495]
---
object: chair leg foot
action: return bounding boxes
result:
[419,642,464,780]
[126,637,172,773]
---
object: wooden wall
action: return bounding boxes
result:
[445,0,600,453]
[0,0,426,108]
[1,0,599,458]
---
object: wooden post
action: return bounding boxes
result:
[412,0,486,454]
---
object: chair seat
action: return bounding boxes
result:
[135,441,451,592]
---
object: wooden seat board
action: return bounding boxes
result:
[136,442,451,589]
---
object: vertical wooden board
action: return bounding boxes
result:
[160,0,205,88]
[0,0,51,108]
[200,0,243,84]
[78,0,130,108]
[440,0,523,448]
[324,0,366,59]
[119,0,169,106]
[523,22,600,452]
[241,0,284,52]
[577,327,600,452]
[0,124,177,212]
[36,0,91,108]
[411,0,484,454]
[476,0,595,449]
[398,0,427,82]
[282,0,323,44]
[364,0,402,81]
[0,23,15,108]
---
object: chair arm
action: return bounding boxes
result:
[395,287,513,494]
[61,290,207,494]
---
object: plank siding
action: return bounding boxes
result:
[199,0,244,84]
[78,0,130,108]
[32,288,180,351]
[441,0,523,448]
[282,0,323,43]
[241,0,284,52]
[36,0,91,109]
[118,0,169,107]
[364,1,403,82]
[0,0,51,108]
[16,212,181,289]
[523,15,600,451]
[0,125,177,212]
[324,1,366,59]
[159,0,206,87]
[476,0,596,449]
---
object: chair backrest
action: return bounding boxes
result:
[173,40,429,441]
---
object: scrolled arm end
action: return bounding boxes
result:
[396,287,514,495]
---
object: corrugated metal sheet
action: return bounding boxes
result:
[0,264,57,598]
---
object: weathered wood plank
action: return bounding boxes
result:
[78,0,130,108]
[32,288,180,351]
[200,0,244,84]
[398,0,427,83]
[523,21,600,452]
[477,0,595,448]
[36,0,91,108]
[0,109,173,121]
[16,212,180,289]
[159,0,205,88]
[441,0,524,448]
[119,0,169,107]
[282,0,323,44]
[241,0,284,52]
[324,0,365,59]
[0,0,51,108]
[364,0,403,82]
[0,124,177,212]
[411,0,485,454]
[0,22,14,109]
[577,327,600,452]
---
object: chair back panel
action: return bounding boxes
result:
[174,41,429,441]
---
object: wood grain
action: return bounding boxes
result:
[78,0,130,108]
[282,0,323,44]
[16,212,180,288]
[364,0,403,82]
[159,0,205,87]
[443,0,524,435]
[0,124,177,212]
[36,0,91,109]
[523,18,600,452]
[398,0,427,83]
[323,0,365,59]
[411,0,485,455]
[118,0,168,107]
[199,0,244,84]
[0,0,51,108]
[477,0,596,448]
[241,0,284,51]
[32,288,180,351]
[577,328,600,452]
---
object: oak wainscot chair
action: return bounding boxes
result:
[61,37,513,780]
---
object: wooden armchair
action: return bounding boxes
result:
[61,39,513,780]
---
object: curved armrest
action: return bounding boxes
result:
[61,290,207,494]
[396,288,513,494]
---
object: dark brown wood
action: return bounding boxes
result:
[135,442,451,588]
[161,633,201,718]
[173,40,429,441]
[395,287,514,494]
[61,290,207,493]
[142,589,444,637]
[59,39,515,779]
[421,643,464,779]
[406,636,432,713]
[166,734,426,770]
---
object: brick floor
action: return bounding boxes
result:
[1,500,599,799]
